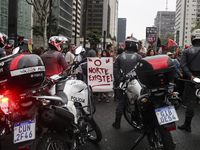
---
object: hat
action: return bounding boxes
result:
[81,48,85,52]
[4,44,12,49]
[167,52,173,55]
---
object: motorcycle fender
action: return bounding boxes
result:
[163,122,176,131]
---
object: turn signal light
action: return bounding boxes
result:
[1,97,9,103]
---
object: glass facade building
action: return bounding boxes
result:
[0,0,32,39]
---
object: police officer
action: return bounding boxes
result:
[178,29,200,132]
[112,37,142,129]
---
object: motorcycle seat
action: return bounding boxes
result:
[56,91,68,104]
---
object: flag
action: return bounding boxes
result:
[168,38,178,48]
[157,38,161,47]
[176,47,180,53]
[131,33,133,37]
[161,45,169,51]
[119,44,124,49]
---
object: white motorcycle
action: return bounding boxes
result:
[36,46,102,149]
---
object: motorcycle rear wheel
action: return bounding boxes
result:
[36,133,69,150]
[87,119,102,143]
[148,125,175,150]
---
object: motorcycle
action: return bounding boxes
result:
[0,46,102,149]
[118,55,180,150]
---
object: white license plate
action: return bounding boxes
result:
[155,106,179,125]
[13,119,36,144]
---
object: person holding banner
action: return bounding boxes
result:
[112,37,142,129]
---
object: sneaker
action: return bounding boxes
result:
[178,124,191,132]
[98,98,101,102]
[106,99,109,103]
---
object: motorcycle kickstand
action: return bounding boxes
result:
[131,132,146,150]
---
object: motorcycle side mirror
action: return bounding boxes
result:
[12,47,20,54]
[193,77,200,84]
[75,46,82,55]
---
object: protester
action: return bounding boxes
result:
[0,32,8,58]
[65,44,75,65]
[137,40,146,58]
[82,43,97,84]
[178,29,200,132]
[32,48,44,57]
[98,50,110,103]
[146,48,156,56]
[4,44,13,55]
[112,37,141,129]
[75,48,85,80]
[41,36,68,77]
[107,44,114,57]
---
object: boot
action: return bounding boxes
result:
[178,117,192,132]
[112,115,121,129]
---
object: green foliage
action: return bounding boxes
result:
[86,29,102,45]
[32,15,66,39]
[160,33,174,46]
[191,21,200,33]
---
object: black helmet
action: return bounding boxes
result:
[48,36,68,51]
[124,36,139,52]
[0,32,8,48]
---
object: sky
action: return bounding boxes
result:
[118,0,176,40]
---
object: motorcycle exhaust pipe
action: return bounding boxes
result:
[39,106,74,128]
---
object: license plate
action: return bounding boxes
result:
[155,106,179,125]
[13,119,36,144]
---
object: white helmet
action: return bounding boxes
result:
[191,29,200,45]
[48,36,68,51]
[0,32,8,48]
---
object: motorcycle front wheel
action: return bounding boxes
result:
[123,106,142,130]
[36,133,69,150]
[87,119,102,143]
[147,125,175,150]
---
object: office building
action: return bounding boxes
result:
[117,18,126,44]
[154,11,175,38]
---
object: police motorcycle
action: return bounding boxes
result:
[118,55,179,150]
[0,46,102,150]
[39,46,102,149]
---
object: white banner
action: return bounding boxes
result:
[87,57,113,92]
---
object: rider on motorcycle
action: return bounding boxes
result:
[42,36,68,77]
[112,36,142,129]
[178,29,200,132]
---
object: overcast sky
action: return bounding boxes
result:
[118,0,176,40]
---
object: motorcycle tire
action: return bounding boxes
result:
[147,125,175,150]
[123,106,142,130]
[36,133,69,150]
[87,119,102,143]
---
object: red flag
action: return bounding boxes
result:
[131,33,133,37]
[168,38,178,48]
[176,47,180,53]
[161,45,169,51]
[119,44,124,49]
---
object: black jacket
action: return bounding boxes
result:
[180,45,200,78]
[114,51,141,84]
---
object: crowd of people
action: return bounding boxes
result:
[1,29,200,133]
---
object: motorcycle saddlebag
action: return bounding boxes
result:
[136,55,175,88]
[0,53,45,92]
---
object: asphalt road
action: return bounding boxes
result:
[2,95,200,150]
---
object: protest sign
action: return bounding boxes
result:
[87,57,113,92]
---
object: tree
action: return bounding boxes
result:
[159,33,176,52]
[86,29,102,46]
[191,21,200,33]
[32,15,65,40]
[26,0,56,49]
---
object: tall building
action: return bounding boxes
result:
[72,0,81,44]
[154,11,175,38]
[0,0,32,39]
[109,0,118,39]
[117,18,126,45]
[175,0,198,47]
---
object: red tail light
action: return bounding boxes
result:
[167,126,176,131]
[1,97,9,103]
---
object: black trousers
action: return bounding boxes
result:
[115,89,126,117]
